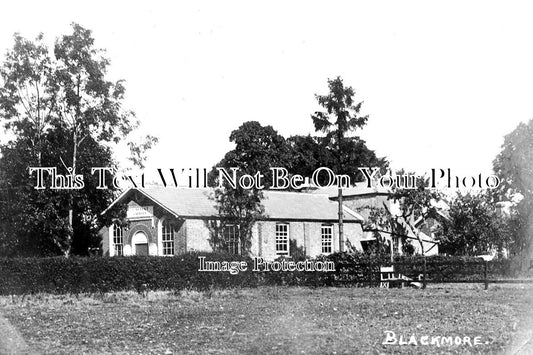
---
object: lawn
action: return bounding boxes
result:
[1,284,532,354]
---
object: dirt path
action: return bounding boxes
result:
[0,312,33,355]
[504,287,533,355]
[505,314,533,355]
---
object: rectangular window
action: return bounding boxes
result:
[275,223,289,256]
[393,236,400,255]
[223,224,239,255]
[162,221,175,256]
[113,223,124,256]
[321,224,333,254]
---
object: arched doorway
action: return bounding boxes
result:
[132,231,149,255]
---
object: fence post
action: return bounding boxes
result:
[369,263,374,288]
[484,261,488,290]
[422,257,427,289]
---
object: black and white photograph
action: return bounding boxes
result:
[0,1,532,354]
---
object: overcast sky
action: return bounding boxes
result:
[1,1,532,181]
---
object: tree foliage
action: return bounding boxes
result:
[128,135,159,170]
[208,186,265,255]
[0,126,119,256]
[312,77,367,146]
[287,134,387,184]
[0,33,54,165]
[210,121,292,188]
[360,174,443,257]
[0,24,148,257]
[311,76,382,178]
[435,192,513,256]
[390,176,444,254]
[493,118,533,256]
[207,121,276,254]
[208,79,388,255]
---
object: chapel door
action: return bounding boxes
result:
[135,243,149,255]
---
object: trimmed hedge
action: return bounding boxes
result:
[392,255,524,281]
[0,252,259,295]
[0,252,526,295]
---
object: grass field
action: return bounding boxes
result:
[1,284,532,354]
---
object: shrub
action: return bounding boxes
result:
[0,252,259,295]
[0,252,525,295]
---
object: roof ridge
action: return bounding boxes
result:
[140,186,335,196]
[105,186,361,222]
[264,190,330,196]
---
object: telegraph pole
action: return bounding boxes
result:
[338,186,344,252]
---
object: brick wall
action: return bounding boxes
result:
[174,220,187,255]
[104,215,365,259]
[185,219,213,252]
[126,219,156,245]
[100,226,109,256]
[255,221,364,260]
[344,222,364,252]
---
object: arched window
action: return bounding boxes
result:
[162,220,175,256]
[113,222,124,256]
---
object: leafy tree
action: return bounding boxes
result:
[311,76,375,251]
[392,177,445,288]
[493,119,533,257]
[49,24,136,249]
[389,177,443,253]
[357,175,441,257]
[286,135,326,179]
[207,121,279,254]
[435,192,512,256]
[207,80,387,255]
[0,33,54,165]
[356,174,443,287]
[128,135,159,170]
[0,24,151,257]
[357,205,400,258]
[0,114,121,256]
[208,186,265,255]
[311,76,369,173]
[287,134,388,185]
[210,121,292,188]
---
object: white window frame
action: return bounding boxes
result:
[162,220,175,256]
[275,223,289,256]
[393,236,400,255]
[223,224,240,255]
[113,222,124,256]
[321,224,333,254]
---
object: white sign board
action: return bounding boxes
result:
[127,204,154,219]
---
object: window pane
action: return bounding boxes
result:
[321,225,332,254]
[113,223,124,256]
[223,225,239,255]
[275,223,289,255]
[162,221,175,256]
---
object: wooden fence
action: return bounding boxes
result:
[334,260,533,289]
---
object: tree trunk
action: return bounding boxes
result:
[36,83,42,167]
[65,79,82,258]
[422,255,427,289]
[419,235,427,289]
[390,237,394,263]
